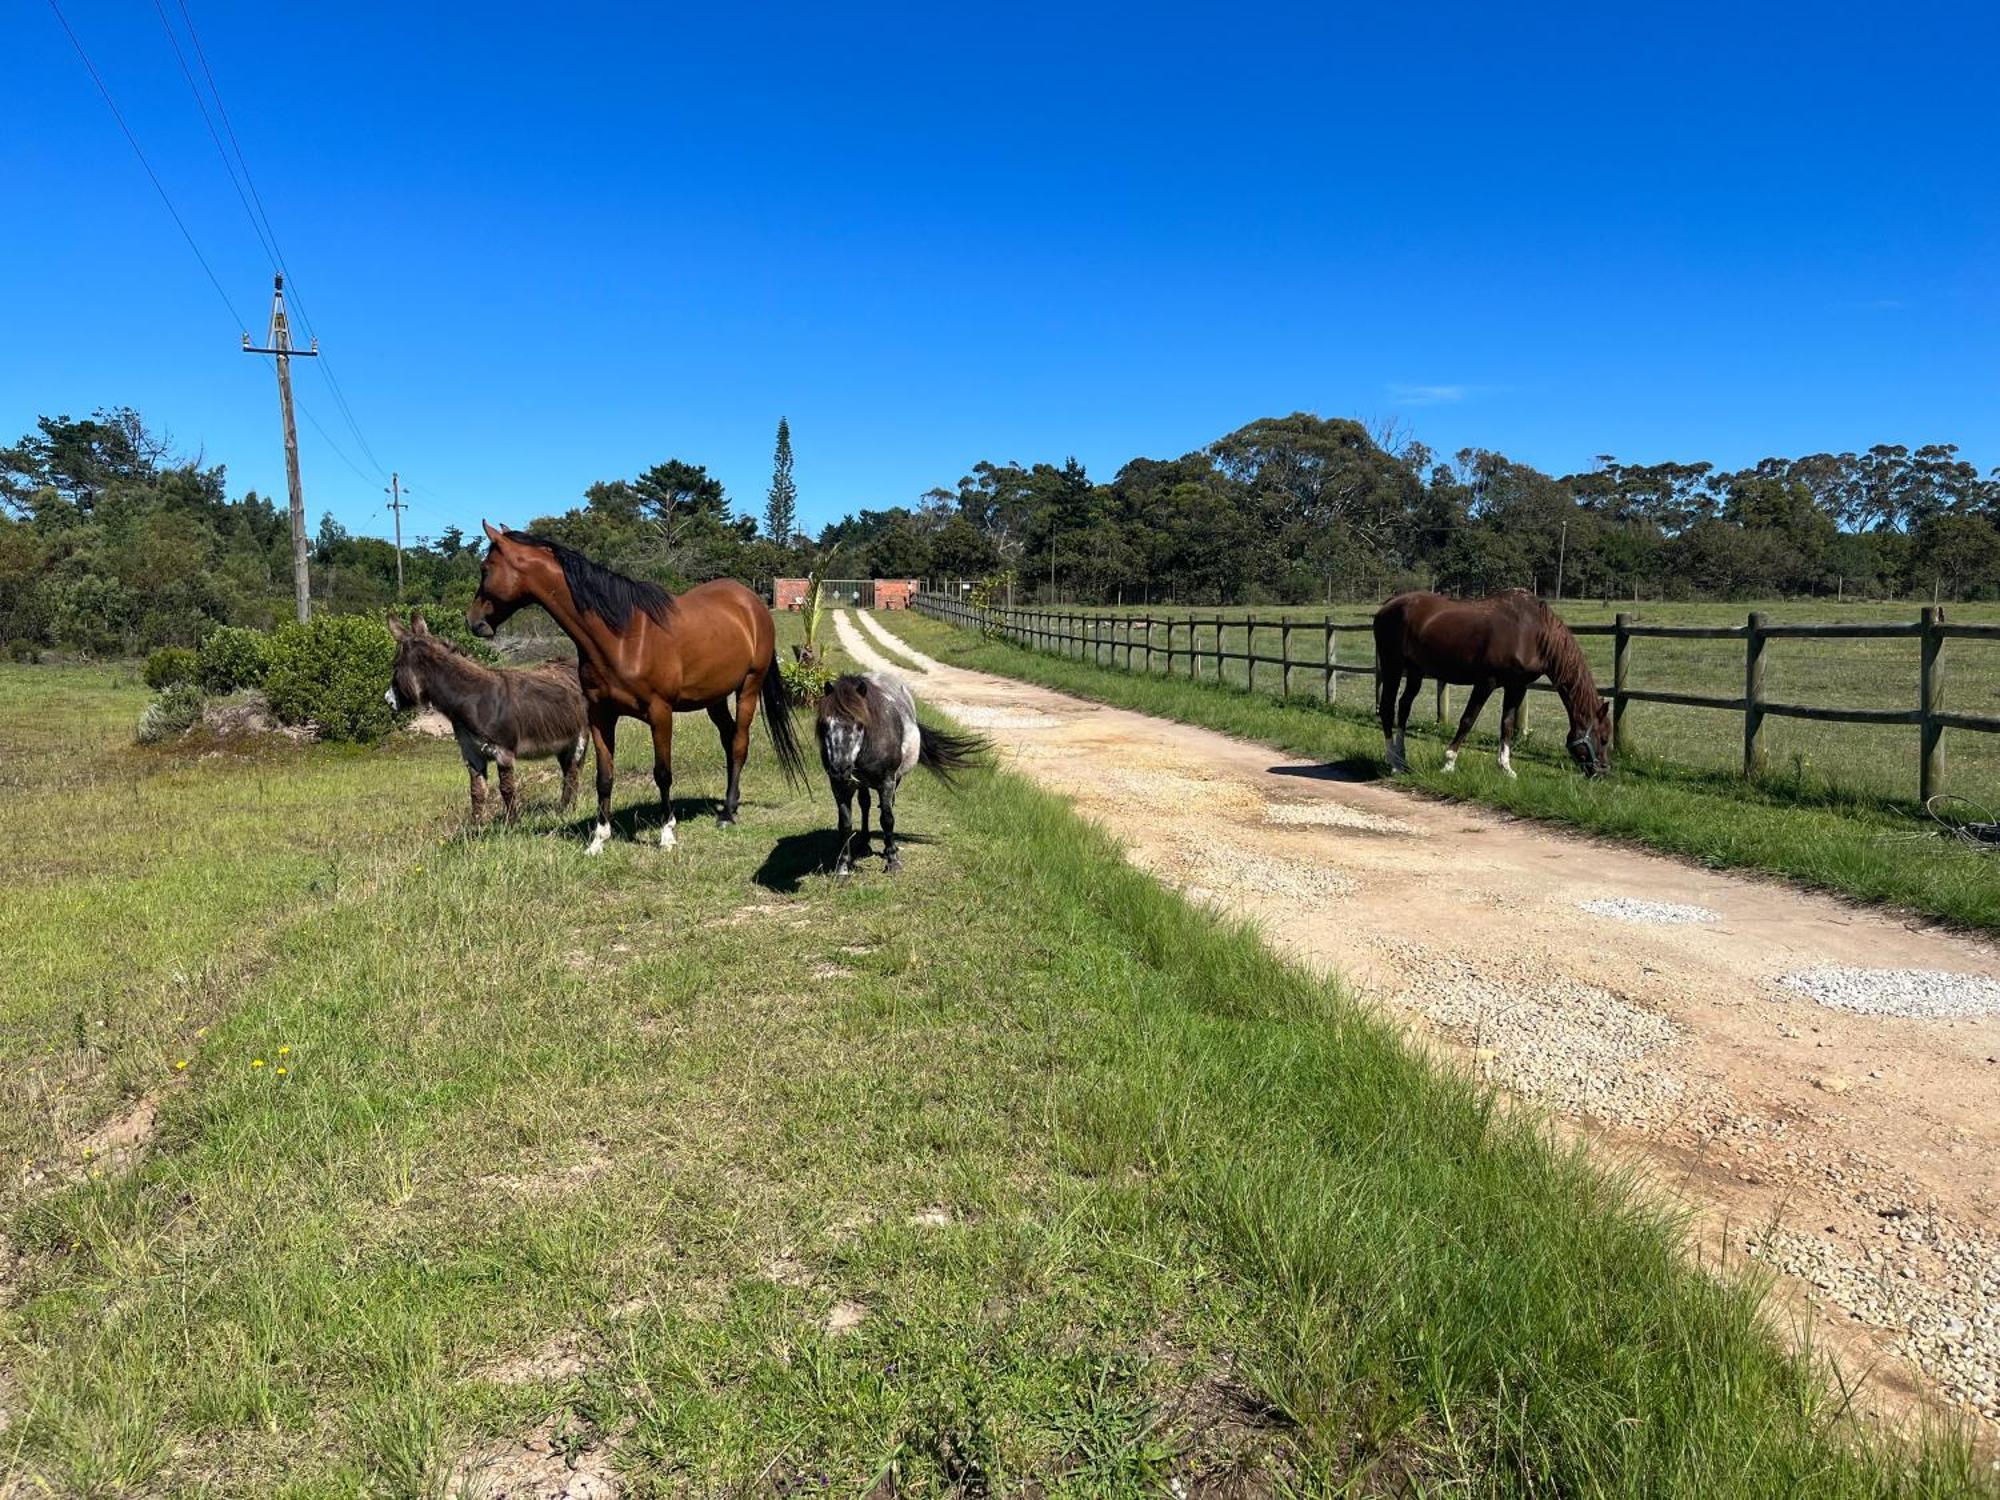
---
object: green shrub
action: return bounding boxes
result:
[263,615,399,742]
[136,682,205,744]
[6,638,38,665]
[144,645,199,690]
[780,652,839,703]
[197,626,272,694]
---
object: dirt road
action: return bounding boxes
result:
[835,608,2000,1433]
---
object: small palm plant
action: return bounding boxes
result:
[782,543,843,702]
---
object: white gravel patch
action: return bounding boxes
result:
[942,704,1062,730]
[1399,964,1702,1128]
[1779,967,2000,1021]
[1747,1221,2000,1422]
[1575,897,1719,925]
[1265,801,1416,836]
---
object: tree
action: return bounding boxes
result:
[765,417,797,545]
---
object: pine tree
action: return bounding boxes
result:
[765,417,797,545]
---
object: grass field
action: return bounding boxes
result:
[875,608,2000,935]
[0,644,1993,1496]
[968,599,2000,808]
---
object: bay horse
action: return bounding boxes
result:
[815,673,989,875]
[1373,589,1611,778]
[467,523,810,853]
[385,611,587,822]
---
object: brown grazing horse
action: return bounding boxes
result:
[386,611,587,822]
[1373,589,1611,778]
[467,524,809,853]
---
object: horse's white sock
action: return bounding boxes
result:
[659,817,677,849]
[1497,743,1516,778]
[586,821,611,855]
[1442,748,1458,772]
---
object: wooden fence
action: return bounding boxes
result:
[913,594,2000,803]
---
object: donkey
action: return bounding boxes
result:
[815,673,988,874]
[1373,589,1611,779]
[385,613,589,822]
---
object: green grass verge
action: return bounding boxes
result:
[875,608,2000,936]
[0,655,1989,1496]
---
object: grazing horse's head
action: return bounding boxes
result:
[467,522,535,639]
[1567,697,1613,778]
[385,612,437,711]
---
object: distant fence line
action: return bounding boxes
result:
[912,593,2000,804]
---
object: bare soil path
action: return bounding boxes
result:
[837,608,2000,1434]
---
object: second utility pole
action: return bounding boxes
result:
[242,274,318,622]
[385,471,407,599]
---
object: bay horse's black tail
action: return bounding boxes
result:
[760,661,812,787]
[916,723,990,788]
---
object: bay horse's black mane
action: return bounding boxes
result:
[504,530,676,630]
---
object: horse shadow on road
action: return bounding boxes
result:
[1267,757,1382,784]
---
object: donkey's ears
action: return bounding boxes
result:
[482,520,505,544]
[411,611,430,636]
[387,613,408,639]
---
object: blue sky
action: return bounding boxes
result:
[9,2,1997,545]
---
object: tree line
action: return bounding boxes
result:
[5,406,1997,657]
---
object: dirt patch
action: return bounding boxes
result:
[481,1150,609,1199]
[444,1419,619,1499]
[477,1333,588,1386]
[821,1300,868,1335]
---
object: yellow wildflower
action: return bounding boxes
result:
[252,1058,265,1069]
[174,1059,188,1071]
[276,1067,288,1077]
[278,1045,291,1056]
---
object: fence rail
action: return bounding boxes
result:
[914,594,2000,803]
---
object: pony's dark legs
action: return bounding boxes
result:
[879,778,901,873]
[833,781,858,875]
[1443,682,1495,772]
[708,699,744,826]
[1497,684,1526,778]
[858,786,871,840]
[585,709,618,855]
[648,704,676,848]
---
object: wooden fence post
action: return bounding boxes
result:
[1921,606,1944,804]
[1613,612,1632,754]
[1325,619,1336,704]
[1743,611,1767,778]
[1281,620,1292,697]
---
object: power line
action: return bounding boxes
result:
[170,0,388,479]
[46,0,248,333]
[149,0,280,275]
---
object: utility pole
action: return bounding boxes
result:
[242,274,318,622]
[385,471,408,599]
[1555,519,1569,603]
